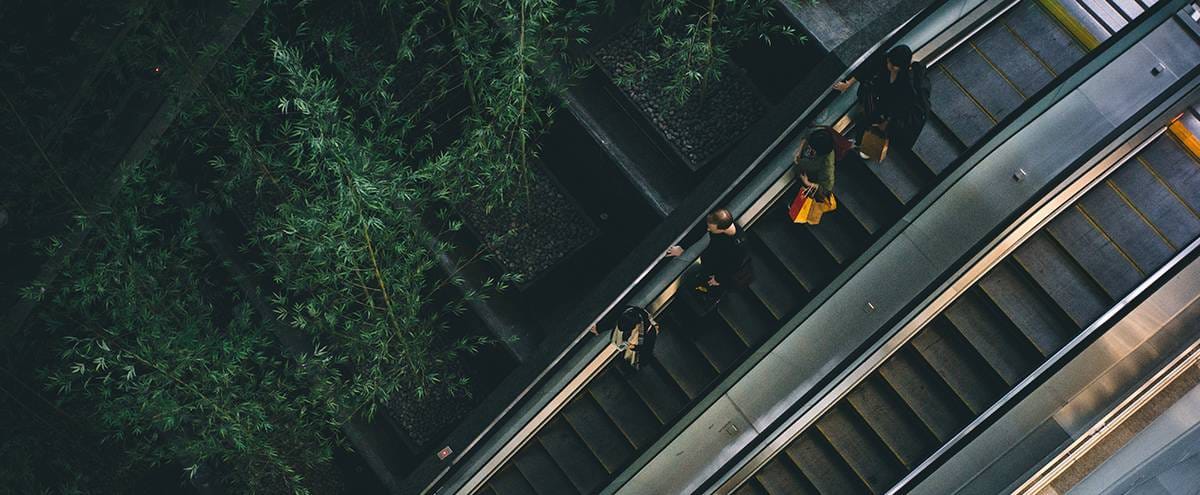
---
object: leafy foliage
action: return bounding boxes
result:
[40,158,341,494]
[629,0,797,103]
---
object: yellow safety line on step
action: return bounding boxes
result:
[1168,120,1200,161]
[1037,0,1102,50]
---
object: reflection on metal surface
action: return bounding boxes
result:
[1015,343,1200,495]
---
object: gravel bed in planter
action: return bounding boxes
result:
[593,23,768,170]
[460,162,600,286]
[388,384,475,449]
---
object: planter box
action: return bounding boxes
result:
[459,161,600,288]
[592,22,768,171]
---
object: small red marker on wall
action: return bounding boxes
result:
[437,446,453,460]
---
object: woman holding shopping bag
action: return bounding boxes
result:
[789,128,844,224]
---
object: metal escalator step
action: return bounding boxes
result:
[587,369,663,450]
[943,289,1041,387]
[1141,136,1200,215]
[929,66,994,146]
[910,119,964,176]
[806,209,868,265]
[651,323,719,399]
[784,431,871,495]
[1078,182,1174,273]
[974,20,1056,97]
[912,318,1007,415]
[978,261,1071,357]
[1078,0,1130,32]
[871,149,930,206]
[620,360,689,424]
[489,465,537,495]
[837,154,905,227]
[735,479,770,495]
[1012,232,1111,327]
[1109,0,1144,21]
[561,394,635,473]
[668,310,746,373]
[754,457,818,495]
[814,403,906,492]
[536,419,609,494]
[942,42,1025,122]
[846,375,938,469]
[513,442,580,495]
[747,242,807,319]
[751,213,838,292]
[1006,2,1088,74]
[878,347,972,443]
[1046,207,1144,298]
[718,290,779,347]
[1110,159,1200,248]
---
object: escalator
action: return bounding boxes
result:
[734,110,1200,495]
[475,1,1161,493]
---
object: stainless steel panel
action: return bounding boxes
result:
[1141,21,1200,76]
[1052,338,1165,436]
[1079,43,1176,126]
[1073,384,1200,494]
[903,91,1110,267]
[615,394,758,495]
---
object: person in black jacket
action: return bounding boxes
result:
[666,208,754,313]
[833,44,931,152]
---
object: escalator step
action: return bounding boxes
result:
[667,310,746,373]
[974,20,1055,97]
[651,323,719,399]
[866,146,928,205]
[1141,136,1200,215]
[751,213,838,292]
[1005,2,1087,74]
[513,442,580,495]
[620,360,689,424]
[879,347,972,443]
[1109,159,1200,248]
[836,153,905,228]
[1078,0,1129,32]
[944,289,1041,387]
[929,66,994,146]
[846,375,938,469]
[735,479,770,495]
[978,261,1071,356]
[1013,232,1111,327]
[785,431,871,495]
[1078,182,1174,273]
[912,318,1007,415]
[791,180,868,265]
[814,403,906,492]
[536,419,609,494]
[1046,207,1144,298]
[942,42,1025,122]
[910,119,964,176]
[746,243,807,319]
[1109,0,1145,23]
[479,487,499,495]
[718,290,778,347]
[560,394,635,473]
[754,457,818,495]
[489,465,537,495]
[587,369,663,450]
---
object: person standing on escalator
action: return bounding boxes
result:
[665,208,754,315]
[833,44,932,156]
